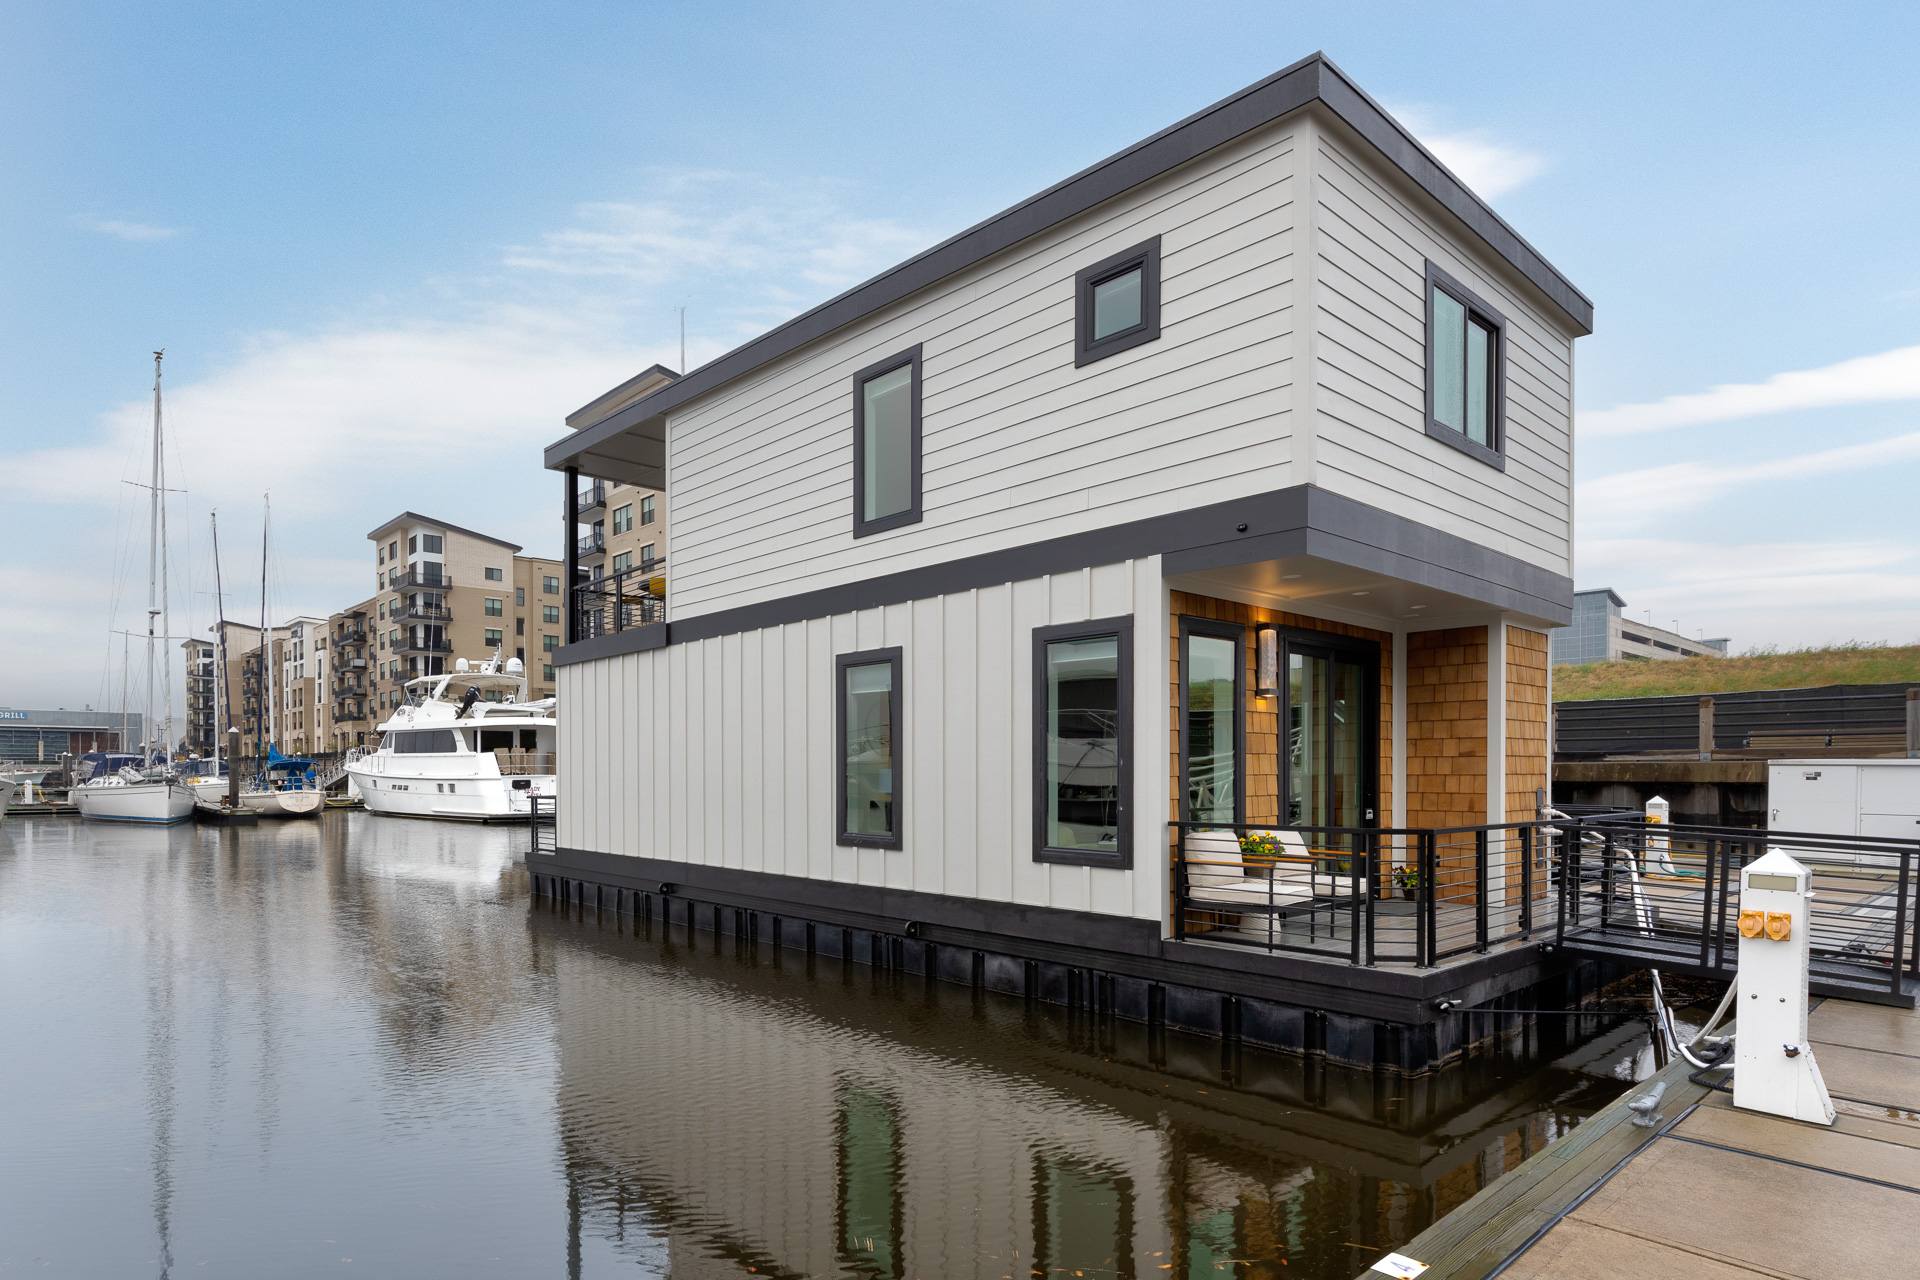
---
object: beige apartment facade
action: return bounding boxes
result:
[365,513,564,720]
[566,364,674,627]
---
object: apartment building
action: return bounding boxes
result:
[538,55,1595,1072]
[365,513,564,717]
[181,636,218,754]
[275,616,329,756]
[1549,587,1729,665]
[325,598,377,751]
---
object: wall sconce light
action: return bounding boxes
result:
[1255,625,1279,699]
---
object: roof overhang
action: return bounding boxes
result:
[545,51,1593,481]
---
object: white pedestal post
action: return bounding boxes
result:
[1732,848,1835,1126]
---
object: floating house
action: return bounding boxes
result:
[536,53,1593,1072]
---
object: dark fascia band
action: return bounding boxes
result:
[545,53,1592,477]
[554,484,1573,667]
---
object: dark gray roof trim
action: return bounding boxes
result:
[555,484,1573,667]
[546,52,1591,475]
[566,363,680,428]
[366,511,522,553]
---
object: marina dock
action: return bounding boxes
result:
[1365,996,1920,1278]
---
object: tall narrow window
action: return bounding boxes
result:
[851,347,922,538]
[1075,237,1161,366]
[836,648,903,848]
[611,504,633,534]
[1034,617,1132,868]
[640,494,655,525]
[1032,1156,1135,1280]
[1180,619,1243,827]
[1425,261,1506,468]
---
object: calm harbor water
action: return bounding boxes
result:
[0,814,1646,1278]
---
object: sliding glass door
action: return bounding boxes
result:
[1285,637,1374,830]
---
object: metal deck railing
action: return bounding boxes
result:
[572,561,666,639]
[1554,813,1920,998]
[530,795,556,855]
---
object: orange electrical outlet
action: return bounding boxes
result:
[1764,911,1792,941]
[1738,909,1764,938]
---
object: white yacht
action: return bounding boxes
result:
[72,755,197,825]
[345,655,555,822]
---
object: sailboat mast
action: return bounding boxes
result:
[261,495,276,756]
[210,511,228,767]
[156,352,174,761]
[146,352,162,760]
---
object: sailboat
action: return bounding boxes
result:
[75,352,195,825]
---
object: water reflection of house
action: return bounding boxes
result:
[535,53,1593,1074]
[544,917,1624,1277]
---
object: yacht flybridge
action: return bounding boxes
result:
[345,655,556,821]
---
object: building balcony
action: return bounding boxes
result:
[575,482,606,515]
[393,636,454,655]
[333,626,367,645]
[577,531,605,557]
[335,656,367,670]
[392,602,452,623]
[396,566,452,590]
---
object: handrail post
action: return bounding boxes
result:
[1420,831,1437,966]
[1894,843,1913,996]
[1363,831,1377,966]
[1557,820,1575,947]
[1519,824,1534,938]
[1699,837,1717,968]
[1172,825,1187,942]
[562,466,579,646]
[1474,828,1490,953]
[1600,832,1615,934]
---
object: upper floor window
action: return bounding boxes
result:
[640,543,655,566]
[542,634,559,653]
[408,535,418,554]
[1074,237,1161,366]
[640,495,655,525]
[612,551,632,573]
[515,587,525,607]
[420,534,442,554]
[484,628,503,646]
[485,567,503,581]
[611,504,633,534]
[851,346,922,538]
[1424,261,1507,470]
[542,605,560,624]
[484,597,503,617]
[542,575,559,594]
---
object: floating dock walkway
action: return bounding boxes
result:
[1360,995,1919,1278]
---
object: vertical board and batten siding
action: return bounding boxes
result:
[661,121,1302,619]
[1307,124,1576,577]
[556,559,1170,924]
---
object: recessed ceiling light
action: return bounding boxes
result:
[1409,604,1426,609]
[1282,574,1303,580]
[1351,591,1370,596]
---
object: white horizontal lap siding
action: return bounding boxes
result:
[560,560,1169,925]
[1307,129,1575,575]
[663,122,1301,618]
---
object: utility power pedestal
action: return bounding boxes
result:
[1733,848,1835,1126]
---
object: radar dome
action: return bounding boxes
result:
[505,657,524,675]
[455,658,470,672]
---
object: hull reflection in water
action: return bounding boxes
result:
[539,907,1632,1279]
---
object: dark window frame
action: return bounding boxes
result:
[1032,615,1134,870]
[835,646,905,850]
[1423,260,1508,471]
[1031,1152,1137,1280]
[1074,236,1161,367]
[850,346,923,539]
[1177,616,1246,828]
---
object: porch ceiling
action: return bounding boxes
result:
[1169,554,1543,632]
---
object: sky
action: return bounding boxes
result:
[3,0,1918,713]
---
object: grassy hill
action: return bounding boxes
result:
[1555,643,1920,702]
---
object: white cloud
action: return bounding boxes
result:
[72,214,181,242]
[1581,343,1920,438]
[1386,105,1548,201]
[1578,430,1920,533]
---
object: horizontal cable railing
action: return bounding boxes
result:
[1557,813,1920,996]
[530,795,556,855]
[1171,821,1559,967]
[572,561,666,639]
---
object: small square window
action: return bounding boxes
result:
[1074,237,1160,366]
[851,346,922,539]
[1424,261,1507,470]
[485,628,503,646]
[542,576,559,594]
[542,634,558,652]
[484,597,503,617]
[485,567,503,581]
[542,605,560,624]
[420,534,443,554]
[836,648,902,848]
